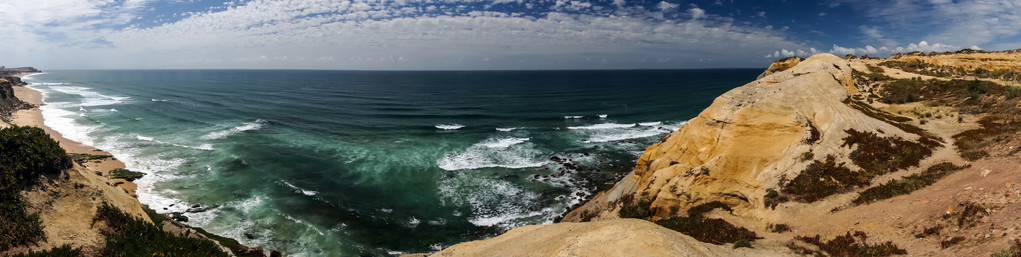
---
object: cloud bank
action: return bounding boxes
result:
[0,0,804,69]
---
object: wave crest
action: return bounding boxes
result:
[200,119,268,140]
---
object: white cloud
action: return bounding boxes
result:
[832,0,1021,50]
[0,0,805,69]
[765,41,963,59]
[687,7,706,19]
[656,1,678,11]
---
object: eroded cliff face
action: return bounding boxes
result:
[563,53,922,222]
[0,76,30,121]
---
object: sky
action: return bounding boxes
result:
[1,0,1019,70]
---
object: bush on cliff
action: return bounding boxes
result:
[0,125,72,251]
[655,201,760,245]
[93,202,229,257]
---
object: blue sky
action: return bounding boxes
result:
[1,0,1018,70]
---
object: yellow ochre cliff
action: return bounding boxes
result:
[427,51,1021,256]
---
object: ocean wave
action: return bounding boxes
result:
[281,180,318,196]
[584,128,665,143]
[438,174,554,230]
[598,114,608,119]
[435,124,465,130]
[136,135,155,141]
[638,121,662,126]
[479,137,529,149]
[200,119,268,140]
[495,127,516,132]
[152,99,168,102]
[563,115,583,119]
[566,123,636,130]
[437,137,546,171]
[47,86,130,107]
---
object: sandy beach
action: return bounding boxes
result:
[9,76,139,195]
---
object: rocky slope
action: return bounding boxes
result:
[0,76,30,122]
[429,52,1021,256]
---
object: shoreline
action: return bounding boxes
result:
[10,73,140,195]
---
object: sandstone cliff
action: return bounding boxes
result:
[432,52,1021,256]
[563,53,919,222]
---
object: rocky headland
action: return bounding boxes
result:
[425,51,1021,256]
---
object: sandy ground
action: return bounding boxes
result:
[9,84,139,195]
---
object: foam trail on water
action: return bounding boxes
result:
[437,137,545,171]
[281,180,319,196]
[567,123,636,130]
[200,119,267,140]
[495,127,516,132]
[435,124,465,130]
[564,115,583,119]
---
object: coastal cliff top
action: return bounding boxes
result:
[433,51,1021,256]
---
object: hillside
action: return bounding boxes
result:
[427,52,1021,256]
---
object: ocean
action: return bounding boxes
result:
[21,69,756,256]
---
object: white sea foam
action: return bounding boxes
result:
[638,121,662,126]
[480,137,529,149]
[435,124,465,130]
[195,144,215,151]
[567,123,636,130]
[109,108,118,112]
[151,99,168,102]
[200,119,267,140]
[408,217,421,227]
[282,181,318,196]
[437,137,545,171]
[495,127,516,132]
[438,174,555,230]
[136,135,155,141]
[48,86,130,107]
[598,114,608,119]
[31,82,66,85]
[563,115,583,119]
[584,128,664,143]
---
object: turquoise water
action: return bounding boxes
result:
[21,70,755,256]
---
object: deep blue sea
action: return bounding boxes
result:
[21,70,755,256]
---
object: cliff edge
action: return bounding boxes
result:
[431,51,1021,256]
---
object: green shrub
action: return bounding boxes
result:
[655,201,759,245]
[68,153,112,164]
[853,162,969,205]
[781,155,868,203]
[796,231,907,257]
[768,223,792,233]
[93,202,229,257]
[109,168,144,181]
[8,245,82,257]
[967,79,988,98]
[842,129,934,175]
[733,238,753,249]
[0,125,71,251]
[618,194,652,219]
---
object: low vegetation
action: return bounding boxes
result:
[954,117,1021,161]
[792,231,907,257]
[655,201,760,245]
[842,129,936,176]
[0,125,72,251]
[109,168,144,181]
[853,162,969,205]
[93,202,230,257]
[781,155,867,203]
[990,239,1021,257]
[8,245,82,257]
[68,153,113,164]
[617,194,652,219]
